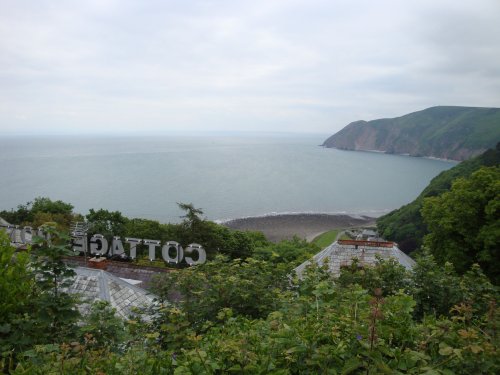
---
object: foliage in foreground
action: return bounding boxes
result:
[377,144,499,253]
[1,194,499,373]
[3,238,498,374]
[422,166,500,284]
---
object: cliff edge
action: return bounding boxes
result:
[322,106,500,161]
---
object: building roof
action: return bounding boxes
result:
[66,267,156,319]
[1,218,157,318]
[361,229,377,237]
[0,217,32,248]
[294,239,415,278]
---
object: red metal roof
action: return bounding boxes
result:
[337,239,394,248]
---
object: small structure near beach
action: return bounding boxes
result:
[294,239,415,278]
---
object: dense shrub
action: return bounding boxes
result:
[8,257,499,374]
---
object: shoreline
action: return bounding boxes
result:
[222,213,376,243]
[322,146,459,163]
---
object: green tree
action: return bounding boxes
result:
[125,218,176,242]
[377,144,500,253]
[153,256,289,327]
[0,197,76,229]
[31,197,73,215]
[336,256,412,297]
[30,227,80,343]
[411,251,462,318]
[175,203,268,260]
[0,202,34,224]
[7,256,500,374]
[0,232,34,356]
[178,202,204,229]
[31,197,76,230]
[79,301,126,351]
[0,228,80,368]
[0,232,32,321]
[253,237,319,266]
[86,208,129,238]
[176,203,208,249]
[422,166,500,283]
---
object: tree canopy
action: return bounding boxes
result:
[1,195,499,372]
[377,143,500,253]
[422,166,500,283]
[0,197,78,231]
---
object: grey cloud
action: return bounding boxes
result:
[0,0,499,135]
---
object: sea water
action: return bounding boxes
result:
[0,134,456,222]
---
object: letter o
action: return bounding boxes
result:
[162,241,184,264]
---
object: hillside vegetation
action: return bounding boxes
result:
[0,199,320,267]
[1,229,499,374]
[1,192,499,372]
[422,165,499,284]
[323,106,500,160]
[377,143,500,254]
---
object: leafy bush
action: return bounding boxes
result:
[2,199,499,373]
[377,144,500,253]
[6,257,500,374]
[152,256,290,326]
[253,237,319,266]
[0,197,79,231]
[422,166,500,283]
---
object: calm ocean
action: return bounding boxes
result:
[0,134,456,223]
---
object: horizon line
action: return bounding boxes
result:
[0,129,331,138]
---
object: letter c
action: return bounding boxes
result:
[184,243,206,266]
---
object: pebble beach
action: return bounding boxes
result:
[223,213,376,242]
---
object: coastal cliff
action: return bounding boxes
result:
[322,106,500,161]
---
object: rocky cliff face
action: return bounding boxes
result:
[323,106,500,161]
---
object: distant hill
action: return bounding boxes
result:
[322,106,500,161]
[376,143,500,253]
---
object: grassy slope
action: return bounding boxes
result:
[376,143,500,253]
[389,106,500,151]
[312,230,340,248]
[324,106,500,160]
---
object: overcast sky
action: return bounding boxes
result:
[1,0,499,135]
